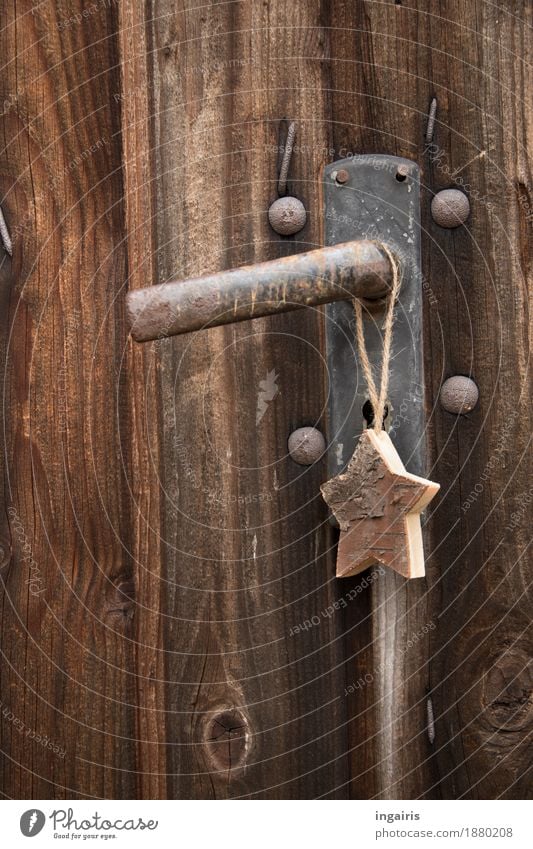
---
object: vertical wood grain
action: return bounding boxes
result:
[424,0,532,799]
[325,0,532,800]
[0,0,136,798]
[119,0,168,799]
[326,0,438,799]
[0,0,530,800]
[146,0,348,799]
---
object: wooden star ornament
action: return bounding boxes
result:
[321,429,440,579]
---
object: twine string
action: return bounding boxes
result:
[353,243,402,432]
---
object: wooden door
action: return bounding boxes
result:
[0,0,531,799]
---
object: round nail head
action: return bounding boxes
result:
[335,169,350,184]
[431,189,471,228]
[440,376,479,414]
[288,427,326,465]
[268,197,307,236]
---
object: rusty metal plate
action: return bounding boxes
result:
[324,155,425,479]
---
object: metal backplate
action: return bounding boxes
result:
[324,155,425,479]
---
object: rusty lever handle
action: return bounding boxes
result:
[126,240,392,342]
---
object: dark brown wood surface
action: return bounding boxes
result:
[0,0,531,799]
[0,0,136,798]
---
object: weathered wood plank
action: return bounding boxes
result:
[327,0,532,800]
[147,0,349,798]
[119,0,169,799]
[424,0,532,800]
[0,0,530,801]
[326,0,440,799]
[0,0,136,798]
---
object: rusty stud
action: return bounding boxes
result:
[288,427,326,465]
[439,376,479,415]
[335,169,350,185]
[268,196,307,236]
[431,189,471,228]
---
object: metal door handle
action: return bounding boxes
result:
[126,240,393,342]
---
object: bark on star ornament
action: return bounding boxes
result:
[321,429,439,579]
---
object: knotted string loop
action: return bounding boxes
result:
[353,243,401,432]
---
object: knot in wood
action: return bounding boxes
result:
[482,649,533,731]
[431,189,470,228]
[268,196,307,235]
[204,709,249,772]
